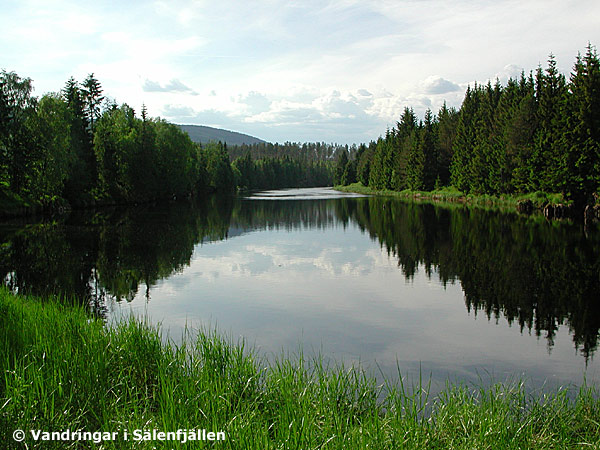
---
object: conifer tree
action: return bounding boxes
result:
[62,76,96,199]
[436,102,458,186]
[532,55,568,192]
[357,141,375,186]
[82,73,104,134]
[421,109,438,190]
[564,44,600,204]
[451,85,480,192]
[392,108,417,190]
[369,136,387,190]
[334,148,349,185]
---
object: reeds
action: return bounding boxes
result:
[1,288,598,449]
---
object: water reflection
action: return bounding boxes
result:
[343,197,600,360]
[1,189,599,388]
[0,195,233,311]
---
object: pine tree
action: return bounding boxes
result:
[531,55,568,192]
[62,76,96,199]
[451,85,480,192]
[564,44,600,204]
[436,102,458,187]
[82,73,104,134]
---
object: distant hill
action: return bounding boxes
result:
[177,124,266,146]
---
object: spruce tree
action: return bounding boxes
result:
[62,76,96,200]
[82,73,104,134]
[436,102,458,187]
[532,55,568,192]
[392,108,417,190]
[564,44,600,204]
[451,85,480,192]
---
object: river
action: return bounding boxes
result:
[1,187,598,393]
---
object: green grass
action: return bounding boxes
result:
[0,288,598,449]
[336,183,569,214]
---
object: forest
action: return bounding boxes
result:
[0,72,238,210]
[2,44,599,213]
[0,72,334,214]
[335,45,600,211]
[230,143,336,190]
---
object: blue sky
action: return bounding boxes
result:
[2,0,599,144]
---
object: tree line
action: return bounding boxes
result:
[228,141,342,191]
[0,71,238,209]
[232,152,333,190]
[0,69,340,212]
[229,141,340,162]
[335,45,600,209]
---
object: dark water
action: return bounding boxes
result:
[2,188,599,392]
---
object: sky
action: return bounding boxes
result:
[2,0,599,144]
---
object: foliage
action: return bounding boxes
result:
[201,141,234,192]
[337,45,600,210]
[232,154,333,190]
[0,288,599,449]
[228,140,340,162]
[0,71,243,209]
[0,71,341,212]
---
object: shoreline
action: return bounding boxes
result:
[1,287,598,449]
[334,183,597,220]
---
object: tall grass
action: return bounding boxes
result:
[0,288,598,449]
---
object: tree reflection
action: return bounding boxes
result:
[345,198,600,359]
[1,195,598,358]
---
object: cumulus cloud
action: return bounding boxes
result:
[159,87,392,143]
[143,78,197,94]
[494,64,525,84]
[162,105,197,119]
[422,77,461,95]
[237,91,272,114]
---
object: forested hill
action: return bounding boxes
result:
[178,124,266,146]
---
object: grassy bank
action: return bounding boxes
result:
[1,289,598,449]
[336,183,568,214]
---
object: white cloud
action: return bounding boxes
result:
[237,91,272,114]
[2,0,599,143]
[422,77,461,95]
[494,64,526,84]
[143,79,198,94]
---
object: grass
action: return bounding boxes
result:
[1,288,599,449]
[336,183,569,214]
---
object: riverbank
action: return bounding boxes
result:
[0,288,598,449]
[335,183,575,216]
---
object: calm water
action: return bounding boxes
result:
[2,188,599,392]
